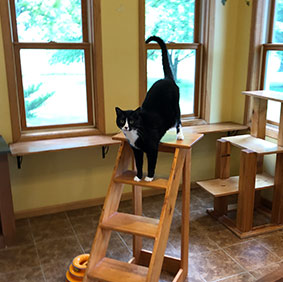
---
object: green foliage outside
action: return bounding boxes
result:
[146,0,195,81]
[15,0,83,119]
[16,0,83,65]
[24,83,55,118]
[14,0,283,118]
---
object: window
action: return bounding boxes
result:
[139,0,211,123]
[0,0,104,141]
[261,0,283,126]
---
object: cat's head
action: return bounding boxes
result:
[115,107,141,132]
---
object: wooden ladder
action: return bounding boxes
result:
[83,131,203,282]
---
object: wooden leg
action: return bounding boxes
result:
[272,105,283,223]
[0,153,15,247]
[215,139,230,179]
[214,197,228,216]
[236,149,257,232]
[271,153,283,224]
[250,97,267,139]
[181,148,191,277]
[213,139,230,216]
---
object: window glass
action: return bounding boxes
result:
[145,0,195,43]
[273,0,283,43]
[147,49,196,115]
[264,50,283,123]
[20,49,88,127]
[15,0,83,42]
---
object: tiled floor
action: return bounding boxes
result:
[0,187,283,282]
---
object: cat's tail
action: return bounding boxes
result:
[146,36,174,81]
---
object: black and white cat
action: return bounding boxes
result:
[115,36,184,182]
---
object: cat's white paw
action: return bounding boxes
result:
[144,176,154,182]
[177,131,184,140]
[134,176,141,182]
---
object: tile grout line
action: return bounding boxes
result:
[210,271,255,282]
[27,218,48,282]
[220,244,250,273]
[254,237,282,260]
[64,211,85,254]
[116,232,133,254]
[219,241,271,280]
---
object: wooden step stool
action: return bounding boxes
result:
[197,90,283,238]
[83,131,203,282]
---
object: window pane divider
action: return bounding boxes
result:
[13,42,90,49]
[263,43,283,50]
[267,120,279,127]
[146,43,201,50]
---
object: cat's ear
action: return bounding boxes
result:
[115,107,122,116]
[134,107,141,114]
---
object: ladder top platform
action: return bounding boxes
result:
[242,90,283,103]
[113,131,203,149]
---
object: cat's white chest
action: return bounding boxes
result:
[123,129,139,148]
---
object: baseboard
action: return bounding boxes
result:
[14,188,164,219]
[14,182,199,220]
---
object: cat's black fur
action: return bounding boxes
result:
[115,36,183,182]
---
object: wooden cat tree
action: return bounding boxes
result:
[83,131,203,282]
[198,90,283,238]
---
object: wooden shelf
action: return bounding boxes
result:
[101,212,159,238]
[243,90,283,103]
[9,135,120,156]
[197,173,274,197]
[87,257,148,282]
[221,134,283,154]
[182,122,248,134]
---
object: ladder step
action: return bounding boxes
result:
[101,212,159,238]
[114,170,168,189]
[87,257,148,282]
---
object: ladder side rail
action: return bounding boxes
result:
[132,183,143,262]
[146,148,186,282]
[84,142,132,281]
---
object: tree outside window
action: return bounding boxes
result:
[11,0,92,129]
[145,0,200,117]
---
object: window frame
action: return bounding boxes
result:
[139,0,213,125]
[0,0,105,142]
[245,0,283,139]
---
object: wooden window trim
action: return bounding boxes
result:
[260,44,283,128]
[13,43,94,131]
[0,0,105,142]
[139,0,214,123]
[244,0,268,125]
[245,0,282,139]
